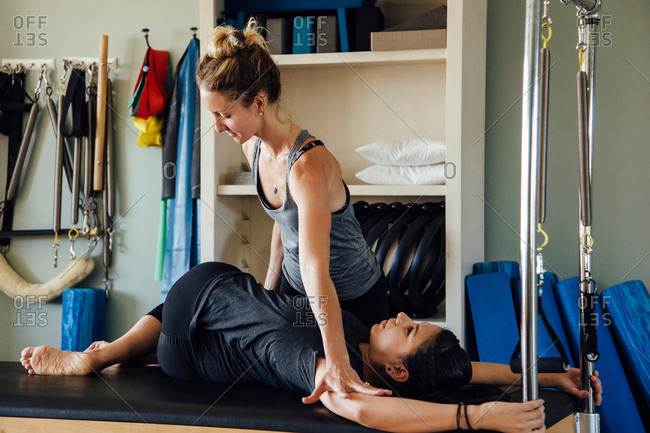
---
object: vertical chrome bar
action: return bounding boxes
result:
[520,0,542,402]
[580,12,599,416]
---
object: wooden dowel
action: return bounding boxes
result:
[93,34,109,191]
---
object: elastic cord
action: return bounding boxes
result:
[456,402,463,431]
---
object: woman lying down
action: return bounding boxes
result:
[20,262,602,433]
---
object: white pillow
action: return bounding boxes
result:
[355,138,446,166]
[355,164,446,185]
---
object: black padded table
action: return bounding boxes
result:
[0,362,577,433]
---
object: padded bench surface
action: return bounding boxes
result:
[0,361,576,432]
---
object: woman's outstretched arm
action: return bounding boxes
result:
[291,149,389,403]
[20,314,161,376]
[320,390,546,433]
[470,362,602,404]
[314,358,544,433]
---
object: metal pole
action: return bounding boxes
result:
[520,0,542,402]
[575,3,601,432]
[581,8,599,417]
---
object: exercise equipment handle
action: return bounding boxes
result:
[510,358,569,374]
[93,34,108,191]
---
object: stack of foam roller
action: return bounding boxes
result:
[353,201,445,317]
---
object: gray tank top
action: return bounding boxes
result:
[252,130,380,300]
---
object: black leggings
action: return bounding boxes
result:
[156,262,241,381]
[279,272,389,326]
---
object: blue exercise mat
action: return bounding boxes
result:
[473,261,520,280]
[555,277,644,433]
[602,280,650,411]
[471,262,572,365]
[466,272,519,364]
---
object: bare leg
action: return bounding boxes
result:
[20,315,162,376]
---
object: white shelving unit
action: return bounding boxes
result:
[199,0,486,345]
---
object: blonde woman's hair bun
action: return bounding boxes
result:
[206,18,267,60]
[197,17,280,107]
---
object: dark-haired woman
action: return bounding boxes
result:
[21,262,601,432]
[196,19,390,402]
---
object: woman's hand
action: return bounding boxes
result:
[471,400,546,433]
[302,357,391,404]
[549,368,602,405]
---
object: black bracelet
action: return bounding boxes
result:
[456,402,463,431]
[464,403,474,431]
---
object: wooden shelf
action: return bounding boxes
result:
[217,184,446,197]
[274,48,446,67]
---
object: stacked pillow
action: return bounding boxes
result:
[354,138,447,185]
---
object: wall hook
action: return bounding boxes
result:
[142,28,151,48]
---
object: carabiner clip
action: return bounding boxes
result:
[68,227,79,259]
[34,71,43,102]
[59,61,69,92]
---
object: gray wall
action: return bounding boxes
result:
[0,0,198,360]
[485,0,650,290]
[1,0,648,361]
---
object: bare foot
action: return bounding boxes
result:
[20,345,99,376]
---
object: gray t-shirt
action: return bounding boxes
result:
[192,271,369,394]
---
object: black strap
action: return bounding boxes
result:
[510,296,571,374]
[579,290,599,362]
[291,139,323,165]
[0,72,30,251]
[59,68,88,138]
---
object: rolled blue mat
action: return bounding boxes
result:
[61,288,105,352]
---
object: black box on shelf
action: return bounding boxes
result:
[266,17,293,54]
